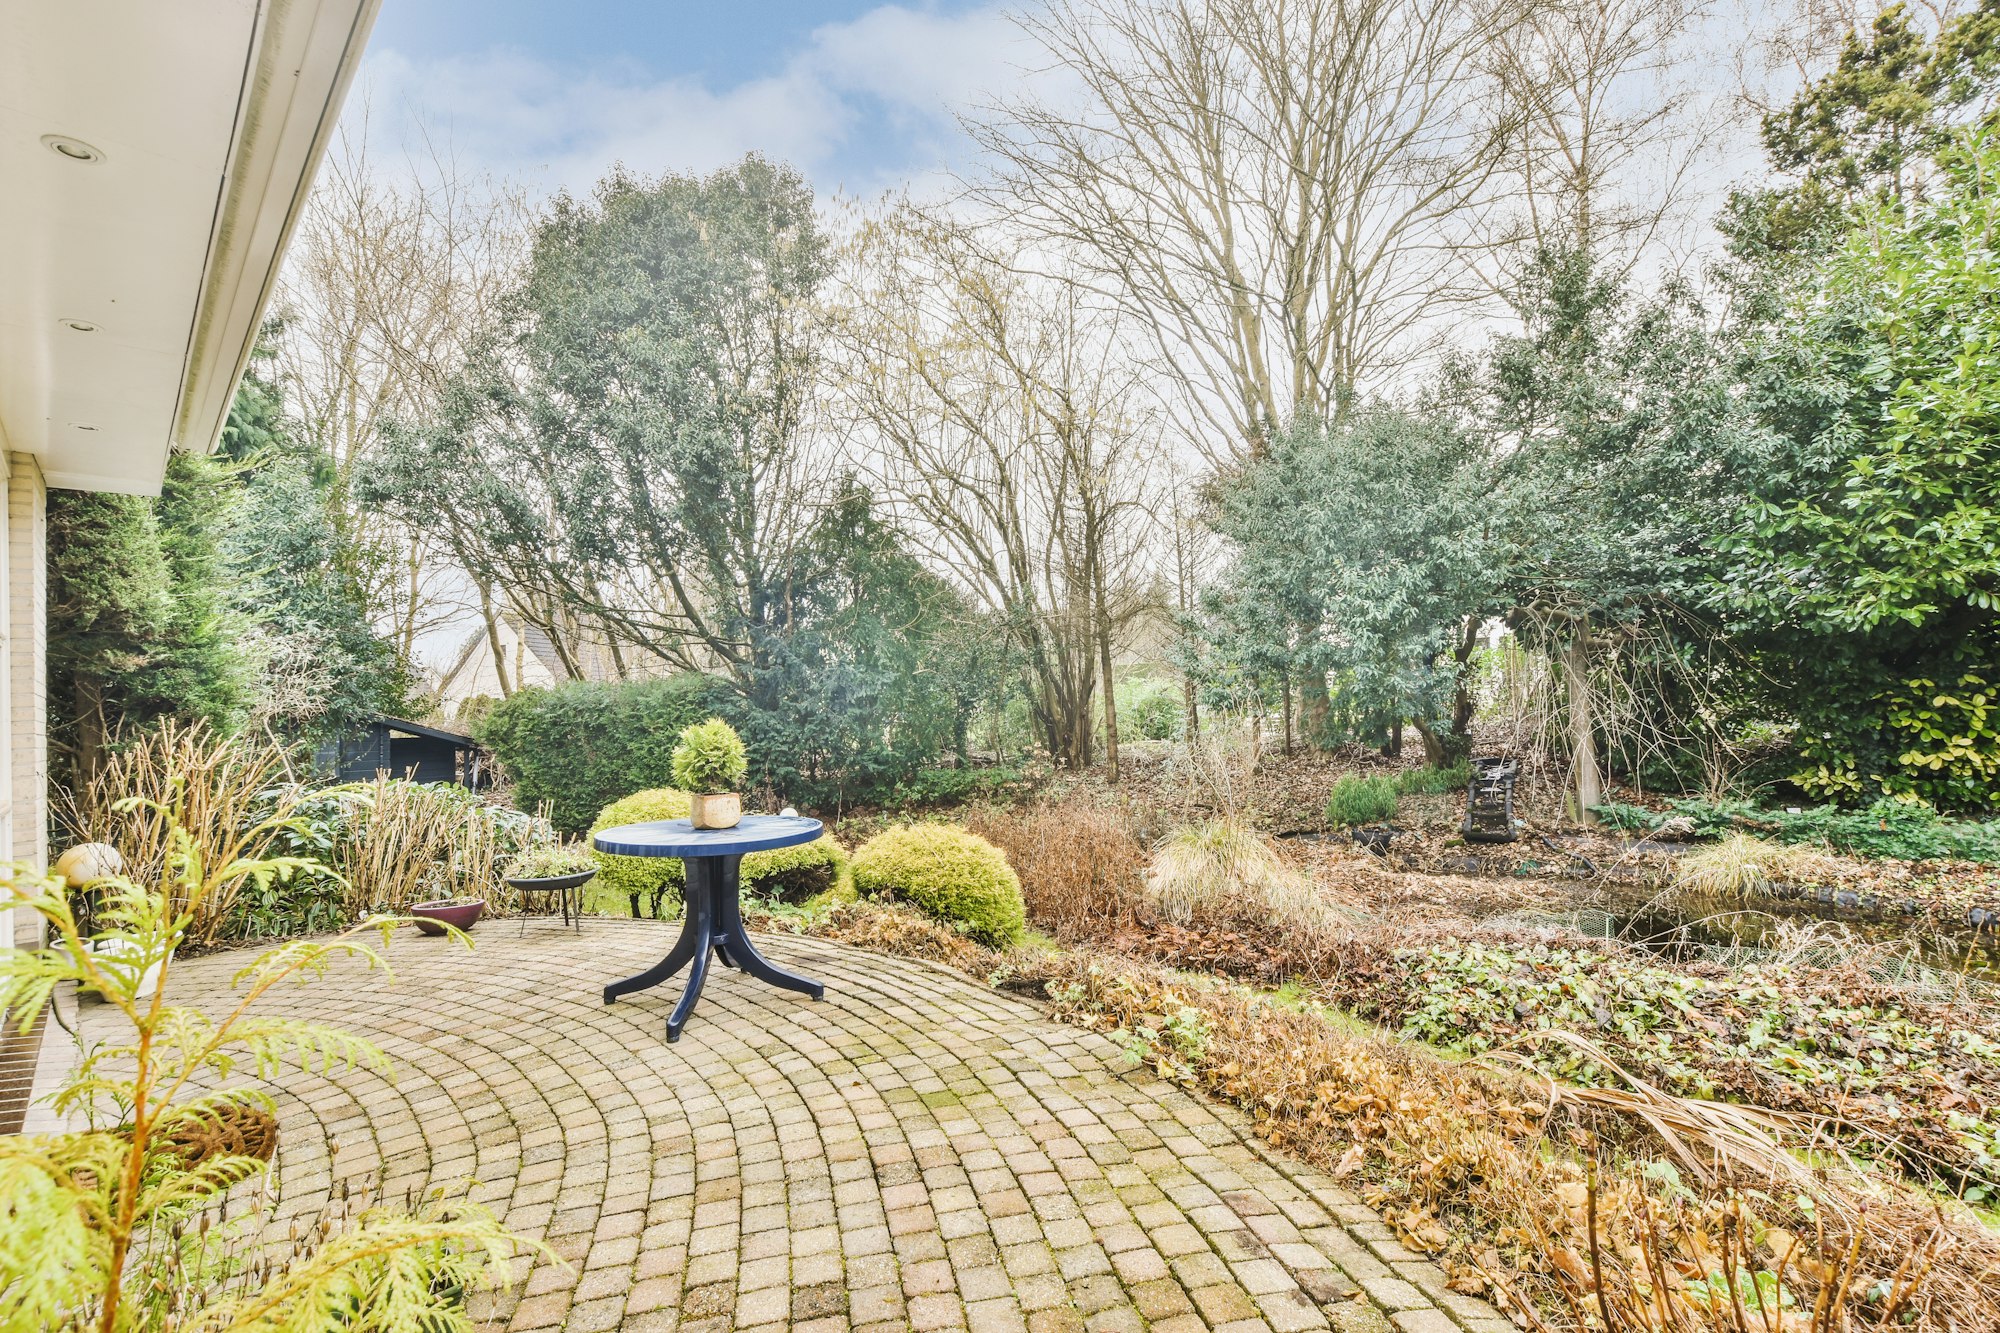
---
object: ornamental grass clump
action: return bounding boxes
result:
[589,788,691,916]
[1144,820,1332,934]
[335,776,539,913]
[59,720,302,945]
[851,824,1026,947]
[1673,833,1845,900]
[669,718,747,794]
[0,802,541,1330]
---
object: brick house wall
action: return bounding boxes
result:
[2,451,46,950]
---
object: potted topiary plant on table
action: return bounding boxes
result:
[672,718,749,830]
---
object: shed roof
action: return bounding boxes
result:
[373,715,481,747]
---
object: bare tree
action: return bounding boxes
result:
[1477,0,1716,282]
[1732,0,1975,116]
[972,0,1519,463]
[1165,474,1226,739]
[832,207,1164,776]
[274,110,532,663]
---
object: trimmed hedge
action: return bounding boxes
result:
[851,824,1025,947]
[589,788,691,916]
[742,834,850,905]
[478,675,726,834]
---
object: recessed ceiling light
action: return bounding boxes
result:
[41,134,104,163]
[59,318,98,333]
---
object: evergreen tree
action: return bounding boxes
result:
[1442,247,1768,805]
[1726,129,2000,809]
[47,491,171,785]
[1199,411,1496,762]
[223,348,411,742]
[46,345,408,790]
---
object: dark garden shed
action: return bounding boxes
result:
[322,716,491,789]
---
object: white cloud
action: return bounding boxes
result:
[350,4,1032,199]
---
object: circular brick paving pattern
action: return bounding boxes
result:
[129,921,1510,1333]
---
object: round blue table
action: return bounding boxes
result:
[591,815,827,1042]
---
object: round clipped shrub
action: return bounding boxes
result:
[850,824,1025,947]
[589,788,690,916]
[742,834,850,906]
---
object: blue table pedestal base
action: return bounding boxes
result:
[603,853,824,1042]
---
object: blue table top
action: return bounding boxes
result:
[592,814,825,859]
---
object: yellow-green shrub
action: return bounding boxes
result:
[589,788,690,916]
[743,833,850,906]
[851,824,1025,946]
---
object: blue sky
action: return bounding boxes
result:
[356,0,1032,197]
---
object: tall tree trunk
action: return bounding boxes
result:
[1093,558,1120,784]
[1412,718,1447,767]
[1449,617,1481,748]
[1182,674,1199,740]
[1282,674,1293,757]
[74,676,105,791]
[1097,637,1120,783]
[1566,634,1601,825]
[478,580,512,698]
[1298,672,1330,748]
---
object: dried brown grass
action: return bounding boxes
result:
[1526,1186,1942,1333]
[995,951,2000,1332]
[1140,819,1360,946]
[784,896,2000,1330]
[755,898,992,971]
[1674,835,1847,900]
[56,721,305,944]
[337,776,518,913]
[964,802,1148,941]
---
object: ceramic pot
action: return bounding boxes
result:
[80,937,166,1000]
[688,793,742,830]
[410,897,486,936]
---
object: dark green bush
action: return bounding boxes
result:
[885,765,1025,810]
[742,834,849,904]
[1394,764,1470,796]
[1589,796,2000,861]
[478,666,993,824]
[478,676,725,833]
[1326,774,1399,826]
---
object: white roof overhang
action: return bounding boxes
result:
[0,0,380,495]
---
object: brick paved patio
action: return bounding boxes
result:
[106,921,1511,1333]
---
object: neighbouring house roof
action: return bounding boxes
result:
[433,611,668,713]
[0,0,382,495]
[517,621,568,681]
